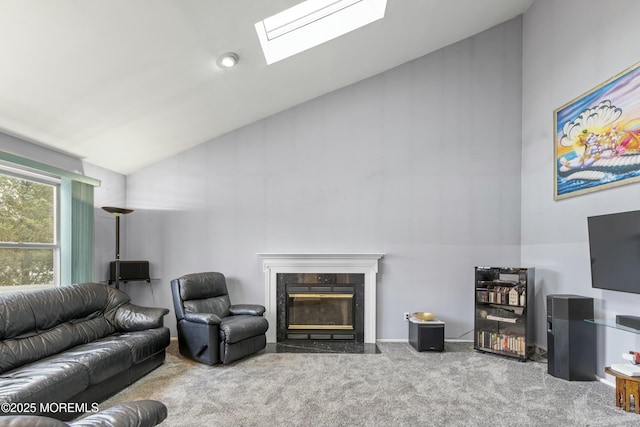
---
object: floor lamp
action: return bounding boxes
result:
[102,206,134,289]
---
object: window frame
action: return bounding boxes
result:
[0,167,61,292]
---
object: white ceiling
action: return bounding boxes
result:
[0,0,533,175]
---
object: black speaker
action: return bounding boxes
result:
[109,260,150,283]
[546,294,595,381]
[409,322,444,352]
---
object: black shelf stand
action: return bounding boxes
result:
[474,266,535,361]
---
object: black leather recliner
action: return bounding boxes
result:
[170,272,268,365]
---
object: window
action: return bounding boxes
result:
[0,150,99,289]
[0,171,59,291]
[255,0,387,64]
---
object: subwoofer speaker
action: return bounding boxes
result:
[109,260,150,283]
[546,294,595,381]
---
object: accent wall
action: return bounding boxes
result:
[125,17,525,340]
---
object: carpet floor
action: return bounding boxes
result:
[99,340,639,426]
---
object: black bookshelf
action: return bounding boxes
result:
[474,266,535,361]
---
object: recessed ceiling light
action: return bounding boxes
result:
[217,52,239,68]
[255,0,387,65]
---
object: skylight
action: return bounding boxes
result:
[255,0,387,65]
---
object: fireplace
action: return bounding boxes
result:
[277,273,364,342]
[288,293,353,330]
[258,253,384,344]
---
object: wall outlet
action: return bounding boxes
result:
[404,312,411,321]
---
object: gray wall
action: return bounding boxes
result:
[0,133,84,173]
[83,163,128,287]
[522,0,640,375]
[125,17,525,339]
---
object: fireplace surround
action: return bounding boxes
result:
[258,253,384,344]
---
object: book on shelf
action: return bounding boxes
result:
[476,290,489,303]
[486,314,517,323]
[476,287,526,307]
[476,330,525,356]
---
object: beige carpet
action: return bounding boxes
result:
[99,340,639,426]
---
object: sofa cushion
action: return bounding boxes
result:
[0,284,109,341]
[0,317,116,374]
[0,359,89,404]
[0,294,35,341]
[111,329,171,363]
[47,339,134,385]
[70,316,116,343]
[30,284,110,332]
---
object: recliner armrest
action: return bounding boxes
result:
[184,312,222,325]
[229,304,266,316]
[114,303,170,332]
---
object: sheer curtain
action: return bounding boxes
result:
[60,178,96,285]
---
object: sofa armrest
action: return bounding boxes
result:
[70,400,167,427]
[114,303,170,332]
[229,304,265,316]
[0,401,167,427]
[183,312,222,325]
[0,416,67,427]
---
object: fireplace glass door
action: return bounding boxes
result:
[287,293,354,330]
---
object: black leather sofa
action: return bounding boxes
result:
[0,400,167,427]
[0,283,170,421]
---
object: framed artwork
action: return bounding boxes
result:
[554,61,640,200]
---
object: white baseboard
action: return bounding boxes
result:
[596,375,615,388]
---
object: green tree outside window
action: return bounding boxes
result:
[0,174,55,286]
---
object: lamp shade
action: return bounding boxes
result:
[102,206,134,216]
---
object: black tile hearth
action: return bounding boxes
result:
[266,341,380,354]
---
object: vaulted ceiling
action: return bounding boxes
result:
[0,0,533,174]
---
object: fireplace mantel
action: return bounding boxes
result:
[258,253,384,343]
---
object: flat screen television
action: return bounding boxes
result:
[588,209,640,294]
